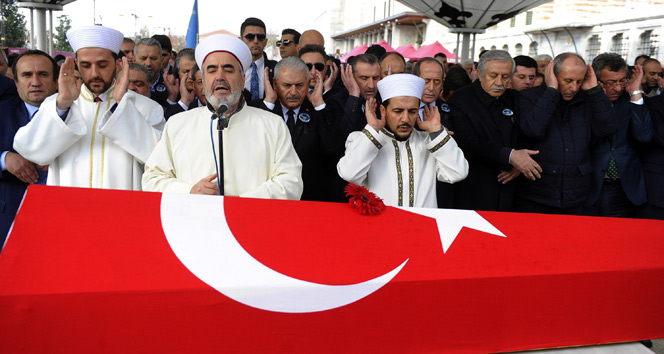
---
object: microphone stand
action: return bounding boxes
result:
[213,96,245,196]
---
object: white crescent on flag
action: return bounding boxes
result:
[160,193,408,313]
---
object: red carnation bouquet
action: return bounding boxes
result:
[344,183,386,216]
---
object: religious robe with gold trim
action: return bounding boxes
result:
[14,85,165,190]
[142,105,303,200]
[337,124,468,208]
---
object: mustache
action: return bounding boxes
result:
[398,123,412,129]
[489,85,505,91]
[213,81,230,90]
[286,95,300,100]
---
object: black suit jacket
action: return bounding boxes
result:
[643,95,664,208]
[150,71,170,107]
[163,98,203,121]
[448,80,520,211]
[249,98,343,201]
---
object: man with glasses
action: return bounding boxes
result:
[584,53,653,217]
[240,17,276,101]
[517,52,616,215]
[278,29,300,59]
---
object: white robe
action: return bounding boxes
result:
[142,105,303,200]
[13,85,165,190]
[337,125,469,208]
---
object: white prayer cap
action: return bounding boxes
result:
[377,73,425,101]
[66,25,124,54]
[195,34,252,72]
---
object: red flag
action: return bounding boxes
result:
[1,186,663,353]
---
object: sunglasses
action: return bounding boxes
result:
[244,33,266,41]
[276,39,296,47]
[305,63,325,72]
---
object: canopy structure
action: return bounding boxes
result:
[397,0,552,60]
[339,44,367,63]
[374,39,396,52]
[396,44,417,58]
[409,41,456,60]
[15,0,78,54]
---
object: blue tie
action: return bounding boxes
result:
[250,62,260,100]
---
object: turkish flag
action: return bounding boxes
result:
[1,185,663,353]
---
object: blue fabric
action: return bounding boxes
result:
[250,62,259,101]
[185,0,198,49]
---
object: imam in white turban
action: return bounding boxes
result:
[66,25,124,54]
[377,73,425,101]
[194,34,252,72]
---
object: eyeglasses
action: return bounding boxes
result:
[305,62,325,72]
[276,39,296,47]
[244,33,267,41]
[599,78,629,87]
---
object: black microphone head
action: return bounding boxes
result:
[217,102,231,115]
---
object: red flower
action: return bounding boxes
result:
[344,183,386,216]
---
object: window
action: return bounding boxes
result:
[586,34,600,62]
[529,42,538,56]
[611,33,628,58]
[515,43,523,55]
[491,45,497,50]
[502,45,509,54]
[638,30,659,57]
[510,17,516,28]
[526,11,533,26]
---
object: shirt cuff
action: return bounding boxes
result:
[56,107,69,120]
[314,103,326,111]
[508,148,514,165]
[263,101,276,111]
[178,101,189,110]
[166,98,177,105]
[428,129,444,140]
[630,97,644,105]
[0,151,8,171]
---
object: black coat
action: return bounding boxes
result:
[163,98,203,121]
[249,98,344,202]
[149,71,170,107]
[518,85,615,209]
[642,95,664,208]
[448,80,520,211]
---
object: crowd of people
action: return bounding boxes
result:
[2,16,664,249]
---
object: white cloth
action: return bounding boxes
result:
[337,125,468,208]
[195,34,252,71]
[377,74,425,100]
[66,25,123,53]
[142,105,303,200]
[14,85,165,190]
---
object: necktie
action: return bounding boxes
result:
[94,96,102,103]
[286,109,295,134]
[607,155,619,180]
[250,62,259,100]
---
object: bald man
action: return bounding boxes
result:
[299,30,325,50]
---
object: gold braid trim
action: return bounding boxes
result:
[362,129,382,149]
[393,140,403,206]
[429,134,451,153]
[406,141,414,207]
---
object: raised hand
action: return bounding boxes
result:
[56,57,81,110]
[365,97,384,131]
[163,69,179,102]
[112,56,130,102]
[324,61,338,92]
[190,173,220,195]
[263,67,277,104]
[341,63,360,97]
[179,72,195,106]
[418,105,442,133]
[545,61,558,89]
[627,64,644,99]
[581,64,598,90]
[307,71,325,107]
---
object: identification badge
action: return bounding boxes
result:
[441,103,451,113]
[298,113,311,123]
[156,84,167,93]
[502,108,514,116]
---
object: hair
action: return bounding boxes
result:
[348,53,379,73]
[434,52,447,60]
[191,64,201,81]
[478,50,489,59]
[117,62,153,84]
[461,58,474,67]
[0,48,8,66]
[513,55,537,70]
[151,34,172,52]
[534,54,553,62]
[11,49,59,81]
[443,66,471,99]
[591,52,627,80]
[634,55,650,66]
[297,44,326,60]
[281,28,301,43]
[123,37,135,45]
[366,44,386,59]
[477,50,514,77]
[412,57,445,78]
[642,58,661,68]
[174,48,195,79]
[134,37,162,56]
[553,52,586,76]
[379,51,406,66]
[241,17,266,35]
[274,57,310,81]
[117,50,126,60]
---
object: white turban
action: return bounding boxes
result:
[195,34,252,72]
[66,25,124,54]
[377,73,425,101]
